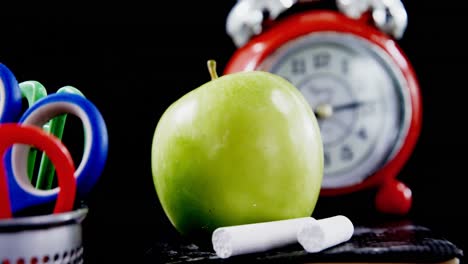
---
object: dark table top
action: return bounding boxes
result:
[80,189,466,264]
[142,220,463,264]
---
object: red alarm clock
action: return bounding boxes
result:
[224,0,422,215]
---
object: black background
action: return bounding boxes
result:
[0,1,466,263]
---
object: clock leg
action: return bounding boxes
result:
[375,179,412,215]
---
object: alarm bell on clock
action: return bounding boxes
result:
[224,0,422,215]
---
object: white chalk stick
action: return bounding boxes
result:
[297,215,354,253]
[212,217,316,259]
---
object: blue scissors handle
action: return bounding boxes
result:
[6,93,108,213]
[0,64,22,123]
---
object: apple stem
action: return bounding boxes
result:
[207,60,219,80]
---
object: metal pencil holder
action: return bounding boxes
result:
[0,208,87,264]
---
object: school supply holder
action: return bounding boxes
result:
[0,64,109,263]
[0,123,87,263]
[0,207,87,263]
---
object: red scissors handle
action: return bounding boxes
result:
[0,124,76,218]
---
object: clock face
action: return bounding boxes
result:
[258,32,412,189]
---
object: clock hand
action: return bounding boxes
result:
[333,101,367,112]
[314,101,371,119]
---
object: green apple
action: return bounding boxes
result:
[151,60,323,237]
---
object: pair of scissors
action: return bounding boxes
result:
[0,124,76,218]
[0,63,108,218]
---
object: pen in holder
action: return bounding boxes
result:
[0,207,87,263]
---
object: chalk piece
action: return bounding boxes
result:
[212,217,315,259]
[297,215,354,253]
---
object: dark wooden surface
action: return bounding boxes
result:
[141,220,463,264]
[136,190,464,263]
